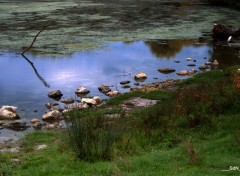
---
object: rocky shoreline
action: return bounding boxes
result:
[0,59,220,144]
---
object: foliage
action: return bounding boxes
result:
[66,110,126,161]
[183,138,201,165]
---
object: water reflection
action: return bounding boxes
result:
[211,41,240,68]
[145,39,205,58]
[0,39,212,119]
[21,54,50,88]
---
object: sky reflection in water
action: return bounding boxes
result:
[0,40,211,118]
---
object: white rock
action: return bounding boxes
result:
[134,72,147,79]
[64,102,89,110]
[2,106,17,111]
[81,98,97,105]
[46,124,55,129]
[212,60,219,66]
[106,91,121,97]
[186,57,193,61]
[188,69,197,75]
[205,62,212,65]
[42,110,62,121]
[0,147,20,153]
[177,70,188,75]
[11,158,20,163]
[75,86,90,94]
[199,64,207,70]
[93,96,102,104]
[35,144,47,150]
[31,118,39,124]
[0,106,19,120]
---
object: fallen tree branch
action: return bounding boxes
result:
[21,24,50,55]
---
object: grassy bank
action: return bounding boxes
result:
[1,67,240,176]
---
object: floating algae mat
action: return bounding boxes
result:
[0,0,240,55]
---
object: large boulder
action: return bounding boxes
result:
[81,96,103,106]
[0,106,20,120]
[81,98,97,106]
[134,72,147,79]
[42,110,62,121]
[48,90,63,98]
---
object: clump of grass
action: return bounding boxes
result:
[66,110,126,162]
[233,130,240,145]
[0,162,14,176]
[183,138,201,165]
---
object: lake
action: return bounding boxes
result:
[0,0,240,141]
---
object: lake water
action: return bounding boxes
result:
[0,0,240,142]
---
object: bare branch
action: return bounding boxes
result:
[21,24,50,55]
[21,54,50,88]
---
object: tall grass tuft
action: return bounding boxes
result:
[66,110,126,162]
[234,130,240,145]
[183,138,201,165]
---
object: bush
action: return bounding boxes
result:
[66,110,126,162]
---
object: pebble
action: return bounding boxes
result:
[186,57,193,61]
[30,118,39,124]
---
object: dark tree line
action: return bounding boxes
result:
[205,0,240,9]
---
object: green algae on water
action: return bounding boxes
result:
[0,0,240,56]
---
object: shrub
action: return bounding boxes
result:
[174,80,240,128]
[66,110,126,162]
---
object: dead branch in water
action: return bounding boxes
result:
[21,24,50,55]
[21,54,50,88]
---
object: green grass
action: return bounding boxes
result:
[179,69,229,86]
[1,66,240,175]
[107,90,170,105]
[1,113,239,176]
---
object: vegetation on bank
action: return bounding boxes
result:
[1,66,240,176]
